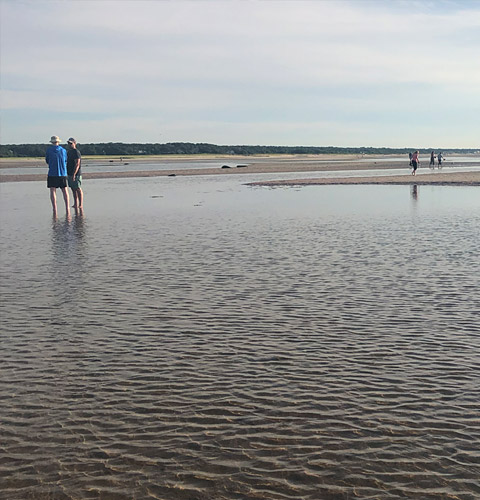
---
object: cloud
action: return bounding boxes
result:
[1,0,479,146]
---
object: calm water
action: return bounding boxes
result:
[1,176,479,500]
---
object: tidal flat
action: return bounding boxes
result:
[1,153,480,184]
[1,174,479,500]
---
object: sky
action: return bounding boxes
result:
[1,0,479,148]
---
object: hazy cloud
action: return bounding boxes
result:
[1,0,479,146]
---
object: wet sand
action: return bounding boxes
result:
[248,171,480,187]
[1,155,479,185]
[0,153,367,170]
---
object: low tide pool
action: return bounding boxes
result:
[1,176,479,500]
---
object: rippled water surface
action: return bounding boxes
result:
[1,177,479,500]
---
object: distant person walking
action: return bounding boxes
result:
[46,136,69,216]
[438,152,444,167]
[67,138,83,210]
[411,150,419,175]
[429,151,436,168]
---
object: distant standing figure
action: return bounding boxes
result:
[409,152,413,166]
[46,136,69,216]
[411,150,419,175]
[429,151,436,168]
[67,138,83,210]
[438,152,444,167]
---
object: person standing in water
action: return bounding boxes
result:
[438,152,444,167]
[411,150,420,175]
[67,138,83,210]
[429,151,436,168]
[46,135,69,216]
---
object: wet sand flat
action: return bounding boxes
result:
[248,171,480,187]
[0,153,372,170]
[1,155,480,184]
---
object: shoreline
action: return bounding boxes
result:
[0,153,367,169]
[247,171,480,187]
[1,155,479,185]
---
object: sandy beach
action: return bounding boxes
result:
[1,155,479,185]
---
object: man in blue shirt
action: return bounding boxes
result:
[45,135,69,216]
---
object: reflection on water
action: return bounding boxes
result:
[50,212,88,309]
[51,212,86,261]
[1,181,479,500]
[411,184,418,201]
[50,212,86,267]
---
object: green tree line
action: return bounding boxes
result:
[0,142,477,158]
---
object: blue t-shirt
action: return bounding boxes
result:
[45,145,67,177]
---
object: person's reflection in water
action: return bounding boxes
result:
[48,212,88,382]
[50,212,87,296]
[411,184,418,201]
[72,210,86,243]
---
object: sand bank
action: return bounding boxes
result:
[0,153,370,170]
[248,171,480,187]
[1,155,479,184]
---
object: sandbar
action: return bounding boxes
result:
[1,155,479,185]
[248,171,480,187]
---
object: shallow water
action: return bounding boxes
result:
[1,177,479,500]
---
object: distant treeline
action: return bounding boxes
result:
[0,142,477,158]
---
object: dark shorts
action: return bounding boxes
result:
[412,160,418,170]
[47,176,68,188]
[68,175,82,189]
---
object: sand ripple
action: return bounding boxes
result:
[1,187,479,499]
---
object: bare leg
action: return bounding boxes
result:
[77,188,83,209]
[72,189,79,208]
[61,187,70,215]
[50,187,58,216]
